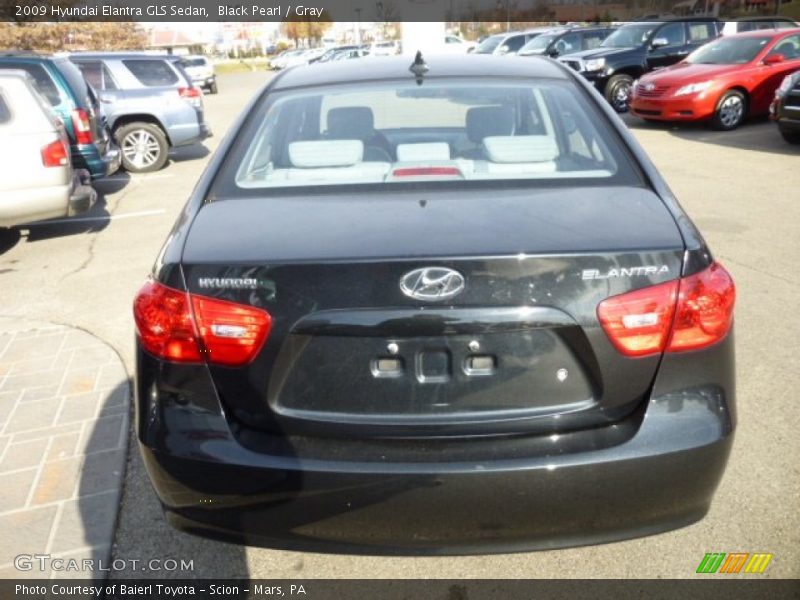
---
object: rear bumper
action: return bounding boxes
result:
[75,142,121,180]
[138,348,736,554]
[67,169,97,217]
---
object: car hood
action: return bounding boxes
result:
[639,62,740,85]
[562,47,637,61]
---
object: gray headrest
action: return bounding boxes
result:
[327,106,375,141]
[466,105,515,143]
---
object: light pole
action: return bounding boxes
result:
[496,0,511,33]
[354,8,363,46]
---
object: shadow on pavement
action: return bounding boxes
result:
[624,114,800,157]
[169,144,211,164]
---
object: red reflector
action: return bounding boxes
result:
[71,108,93,145]
[597,279,679,357]
[668,263,735,352]
[41,139,69,167]
[133,280,271,367]
[191,295,272,367]
[392,167,462,177]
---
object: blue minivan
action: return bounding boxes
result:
[0,52,120,180]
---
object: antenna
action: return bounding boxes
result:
[409,51,428,85]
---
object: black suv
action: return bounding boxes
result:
[771,69,800,144]
[559,19,721,112]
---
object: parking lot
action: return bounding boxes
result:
[1,70,798,579]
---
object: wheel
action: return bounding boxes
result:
[115,122,169,173]
[710,91,747,131]
[209,81,218,95]
[778,126,800,144]
[604,74,634,113]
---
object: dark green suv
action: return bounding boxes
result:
[0,52,120,179]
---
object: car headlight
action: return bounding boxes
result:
[674,81,712,96]
[776,72,799,97]
[584,58,606,72]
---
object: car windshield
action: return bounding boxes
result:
[182,58,206,67]
[602,24,657,48]
[474,35,503,54]
[520,34,559,54]
[687,36,772,64]
[216,80,639,194]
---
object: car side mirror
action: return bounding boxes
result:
[651,38,669,49]
[497,45,510,55]
[548,48,559,57]
[763,54,785,66]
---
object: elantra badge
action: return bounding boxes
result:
[399,267,465,301]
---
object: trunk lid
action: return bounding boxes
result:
[181,186,685,437]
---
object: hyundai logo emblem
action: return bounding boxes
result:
[399,267,465,301]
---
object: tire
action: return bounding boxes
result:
[710,90,747,131]
[209,81,218,95]
[778,126,800,145]
[604,74,634,113]
[115,122,169,173]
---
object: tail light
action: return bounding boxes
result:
[667,263,736,352]
[598,262,734,357]
[71,108,94,145]
[178,86,202,109]
[133,280,272,367]
[597,279,678,357]
[41,139,69,167]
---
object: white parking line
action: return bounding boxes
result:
[101,173,176,182]
[29,209,167,226]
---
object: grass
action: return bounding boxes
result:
[213,59,271,74]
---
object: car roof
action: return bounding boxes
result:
[271,54,569,91]
[727,27,800,38]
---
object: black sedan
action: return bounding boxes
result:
[771,69,800,143]
[133,54,736,554]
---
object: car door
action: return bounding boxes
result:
[551,32,582,58]
[582,30,610,52]
[753,34,800,113]
[646,22,689,70]
[686,21,719,54]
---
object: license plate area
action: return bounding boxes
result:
[269,329,594,421]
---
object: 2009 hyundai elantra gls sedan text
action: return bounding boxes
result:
[133,55,736,554]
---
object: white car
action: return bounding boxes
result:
[283,48,326,69]
[0,71,95,229]
[443,35,477,54]
[269,50,304,70]
[370,40,400,56]
[179,55,217,94]
[721,17,799,36]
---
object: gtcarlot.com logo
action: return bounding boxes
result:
[14,554,194,573]
[696,552,773,574]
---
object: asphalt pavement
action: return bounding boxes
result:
[0,70,797,579]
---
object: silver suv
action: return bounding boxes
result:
[69,53,212,173]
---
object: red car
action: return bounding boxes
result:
[630,29,800,130]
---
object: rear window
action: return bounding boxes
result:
[181,58,207,68]
[54,59,93,107]
[0,62,61,106]
[0,93,10,123]
[216,80,640,195]
[122,59,179,86]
